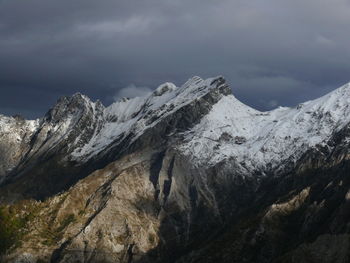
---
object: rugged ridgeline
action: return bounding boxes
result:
[1,76,350,262]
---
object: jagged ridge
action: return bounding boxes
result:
[0,76,230,200]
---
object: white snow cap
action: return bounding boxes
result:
[70,78,350,173]
[6,75,348,176]
[71,76,228,160]
[180,81,350,173]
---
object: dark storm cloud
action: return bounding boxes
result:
[1,0,350,118]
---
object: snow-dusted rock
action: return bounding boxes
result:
[180,82,350,175]
[0,114,39,182]
[2,77,350,191]
[2,77,350,263]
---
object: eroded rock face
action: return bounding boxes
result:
[175,129,350,263]
[5,128,350,263]
[0,115,38,182]
[1,147,249,263]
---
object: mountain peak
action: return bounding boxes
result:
[179,79,350,173]
[45,92,102,123]
[71,76,232,160]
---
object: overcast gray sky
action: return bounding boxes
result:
[1,0,350,118]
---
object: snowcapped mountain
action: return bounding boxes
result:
[70,76,230,161]
[2,76,349,184]
[1,76,350,263]
[181,81,350,173]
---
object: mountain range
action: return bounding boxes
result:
[1,76,350,263]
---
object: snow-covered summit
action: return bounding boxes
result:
[72,76,230,159]
[180,81,350,174]
[71,77,350,173]
[0,75,230,180]
[2,77,350,179]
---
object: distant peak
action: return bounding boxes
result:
[56,92,90,105]
[72,92,83,97]
[71,92,93,103]
[46,93,99,123]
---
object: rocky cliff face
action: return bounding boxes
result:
[0,115,38,182]
[1,76,350,263]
